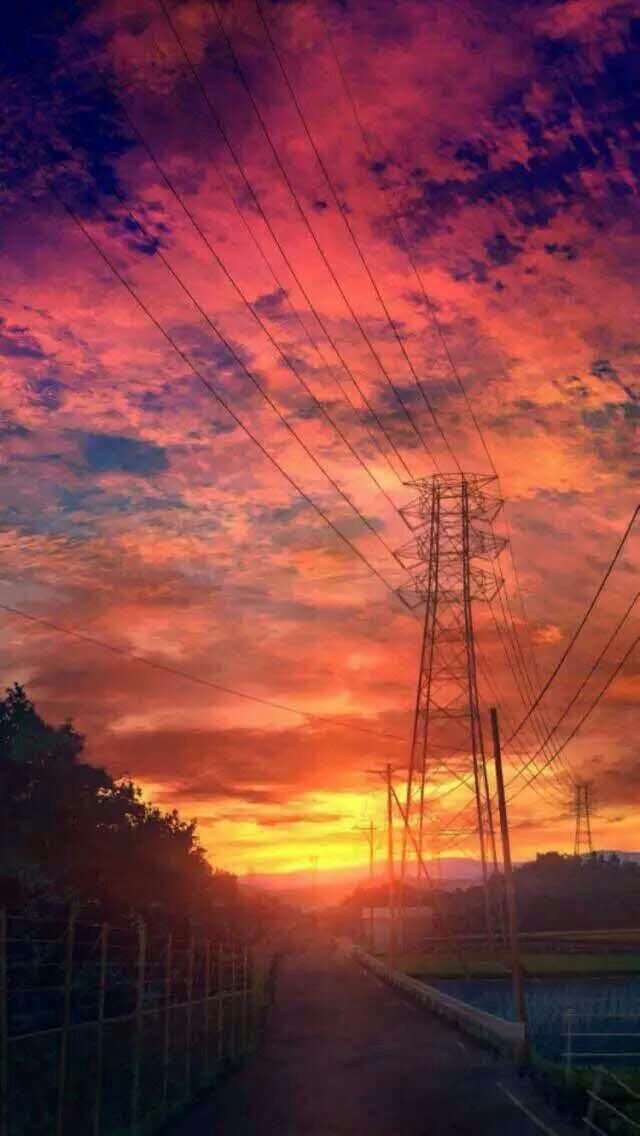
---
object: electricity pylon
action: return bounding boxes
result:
[572,780,594,856]
[398,473,505,940]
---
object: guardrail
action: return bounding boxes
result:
[347,942,527,1063]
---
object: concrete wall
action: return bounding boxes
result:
[348,943,527,1064]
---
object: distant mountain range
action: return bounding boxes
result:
[239,851,640,908]
[239,857,484,908]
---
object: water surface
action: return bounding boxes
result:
[428,976,640,1063]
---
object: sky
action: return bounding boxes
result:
[0,0,638,878]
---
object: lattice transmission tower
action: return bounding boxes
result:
[398,474,506,937]
[572,780,594,857]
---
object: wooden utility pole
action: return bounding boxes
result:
[490,707,527,1027]
[310,855,318,911]
[355,820,376,950]
[385,764,397,968]
[368,820,375,951]
[367,819,375,881]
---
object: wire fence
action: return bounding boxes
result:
[583,1066,640,1133]
[0,908,268,1136]
[564,1009,640,1074]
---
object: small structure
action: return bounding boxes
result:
[363,905,435,954]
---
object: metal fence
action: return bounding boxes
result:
[0,909,264,1136]
[583,1066,640,1133]
[563,1009,640,1075]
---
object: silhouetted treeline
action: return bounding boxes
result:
[331,852,640,939]
[445,852,640,933]
[0,684,236,932]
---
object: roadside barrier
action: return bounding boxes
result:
[347,942,527,1064]
[1,909,273,1136]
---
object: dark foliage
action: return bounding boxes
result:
[445,852,640,933]
[0,683,236,930]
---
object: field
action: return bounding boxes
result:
[399,949,640,980]
[418,974,640,1065]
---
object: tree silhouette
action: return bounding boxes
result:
[0,684,235,930]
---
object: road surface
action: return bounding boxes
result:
[173,933,574,1135]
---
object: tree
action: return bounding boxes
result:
[0,684,236,930]
[442,851,640,933]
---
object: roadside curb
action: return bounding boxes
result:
[345,942,528,1065]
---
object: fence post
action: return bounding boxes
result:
[241,946,249,1054]
[93,923,109,1136]
[217,943,224,1066]
[0,910,8,1136]
[229,950,236,1061]
[203,940,211,1084]
[185,936,194,1101]
[251,948,261,1050]
[161,933,172,1122]
[56,905,77,1136]
[130,919,147,1135]
[565,1009,574,1083]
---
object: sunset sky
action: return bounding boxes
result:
[1,0,638,878]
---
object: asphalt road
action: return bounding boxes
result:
[173,934,575,1135]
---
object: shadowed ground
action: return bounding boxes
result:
[172,933,575,1135]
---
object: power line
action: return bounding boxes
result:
[547,589,639,742]
[7,122,433,741]
[99,175,404,570]
[436,642,566,811]
[496,546,563,757]
[165,0,556,795]
[423,575,638,831]
[433,595,640,834]
[154,0,416,484]
[46,182,410,605]
[318,9,486,477]
[243,14,639,798]
[115,90,406,526]
[248,5,637,829]
[202,0,431,472]
[0,600,408,743]
[249,0,457,472]
[9,170,427,739]
[436,590,640,827]
[507,504,640,744]
[318,8,593,790]
[486,570,572,797]
[505,589,640,793]
[508,631,640,804]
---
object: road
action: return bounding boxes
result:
[173,934,574,1135]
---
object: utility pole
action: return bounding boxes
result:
[310,855,318,912]
[397,474,505,943]
[386,764,397,968]
[354,820,376,950]
[490,707,527,1028]
[367,819,375,952]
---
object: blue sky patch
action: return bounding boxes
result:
[84,432,169,476]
